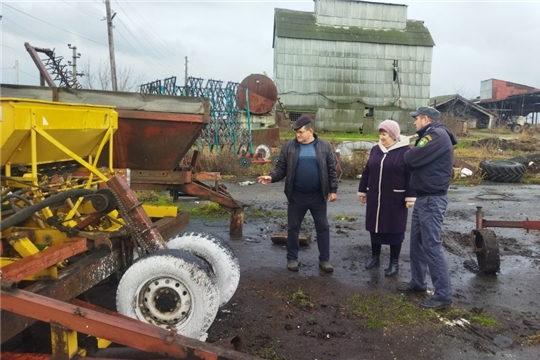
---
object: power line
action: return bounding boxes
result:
[113,1,179,71]
[19,69,40,79]
[3,3,106,46]
[60,0,103,20]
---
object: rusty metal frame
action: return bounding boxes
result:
[1,288,259,360]
[475,206,540,231]
[24,42,56,87]
[1,238,87,283]
[1,248,122,343]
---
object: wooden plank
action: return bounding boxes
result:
[270,233,311,246]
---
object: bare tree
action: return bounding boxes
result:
[80,59,143,92]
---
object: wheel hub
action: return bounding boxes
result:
[137,276,191,326]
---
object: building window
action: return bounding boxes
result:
[364,107,374,117]
[289,112,302,122]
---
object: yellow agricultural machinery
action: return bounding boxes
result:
[0,88,255,360]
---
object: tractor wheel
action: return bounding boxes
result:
[479,160,526,183]
[511,124,521,133]
[116,249,219,340]
[239,156,251,169]
[166,231,240,307]
[271,155,279,167]
[255,144,271,160]
[471,229,500,274]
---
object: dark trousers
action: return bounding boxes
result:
[409,195,452,302]
[287,191,330,262]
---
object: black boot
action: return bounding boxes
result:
[384,259,399,277]
[365,256,380,269]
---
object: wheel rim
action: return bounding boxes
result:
[239,156,251,168]
[136,276,192,327]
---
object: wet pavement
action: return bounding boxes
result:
[184,178,540,358]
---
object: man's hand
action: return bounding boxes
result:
[257,175,272,185]
[406,201,414,208]
[359,195,366,204]
[328,193,337,202]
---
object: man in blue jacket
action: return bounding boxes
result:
[257,115,338,273]
[397,106,458,310]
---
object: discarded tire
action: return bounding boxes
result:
[479,160,526,183]
[116,249,219,340]
[471,229,500,274]
[255,144,271,160]
[167,231,240,307]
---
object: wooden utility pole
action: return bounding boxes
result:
[105,0,118,91]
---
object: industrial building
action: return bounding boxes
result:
[273,0,435,133]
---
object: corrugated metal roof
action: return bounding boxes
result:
[273,8,435,47]
[430,94,496,117]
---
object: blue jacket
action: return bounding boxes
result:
[404,122,458,197]
[269,135,338,200]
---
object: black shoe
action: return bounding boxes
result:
[319,261,334,273]
[364,256,380,269]
[384,259,399,277]
[420,298,452,310]
[396,283,427,293]
[287,259,299,272]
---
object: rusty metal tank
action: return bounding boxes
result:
[0,85,210,171]
[236,74,277,115]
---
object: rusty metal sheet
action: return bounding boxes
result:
[1,248,121,342]
[1,238,87,282]
[130,169,190,186]
[237,74,278,115]
[251,128,281,148]
[1,289,261,360]
[98,109,208,171]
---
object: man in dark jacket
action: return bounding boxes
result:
[397,106,458,310]
[257,115,338,273]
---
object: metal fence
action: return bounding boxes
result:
[140,76,250,153]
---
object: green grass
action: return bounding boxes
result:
[137,190,230,219]
[347,293,437,329]
[445,309,499,328]
[331,214,357,221]
[281,130,377,143]
[347,294,501,330]
[247,206,286,219]
[291,289,314,309]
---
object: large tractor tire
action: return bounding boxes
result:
[116,249,219,341]
[479,160,526,183]
[166,231,240,307]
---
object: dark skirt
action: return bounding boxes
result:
[369,232,404,245]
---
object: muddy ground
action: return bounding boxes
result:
[188,177,540,360]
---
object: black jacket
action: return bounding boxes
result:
[269,135,338,200]
[404,122,458,196]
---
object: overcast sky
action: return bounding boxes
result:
[1,0,539,99]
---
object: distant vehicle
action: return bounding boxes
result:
[507,115,529,133]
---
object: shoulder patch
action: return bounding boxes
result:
[417,135,432,147]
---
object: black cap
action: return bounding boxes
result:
[410,106,440,121]
[293,115,312,130]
